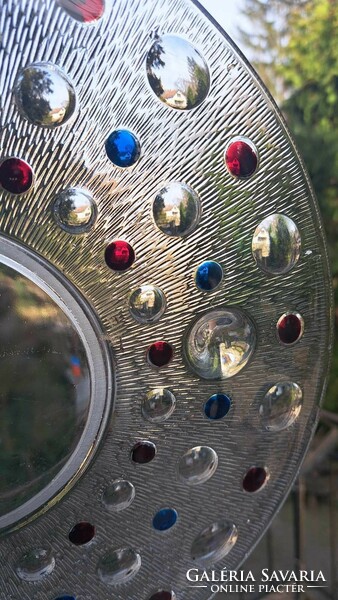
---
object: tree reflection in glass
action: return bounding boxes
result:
[252,214,301,275]
[14,62,76,128]
[146,35,210,110]
[153,182,201,236]
[0,264,91,517]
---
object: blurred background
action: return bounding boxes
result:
[200,1,337,598]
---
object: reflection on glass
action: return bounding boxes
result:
[129,285,166,323]
[252,214,301,275]
[102,480,135,512]
[195,260,223,291]
[146,35,210,110]
[97,548,142,584]
[259,382,303,432]
[14,62,76,128]
[16,547,55,582]
[153,182,201,237]
[191,521,238,565]
[178,446,218,485]
[56,0,105,23]
[185,309,256,380]
[0,263,91,518]
[52,188,98,234]
[142,388,176,422]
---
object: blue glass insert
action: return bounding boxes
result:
[105,129,141,168]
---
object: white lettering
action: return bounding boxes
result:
[186,569,199,582]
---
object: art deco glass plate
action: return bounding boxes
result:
[0,0,333,599]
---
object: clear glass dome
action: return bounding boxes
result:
[184,309,256,379]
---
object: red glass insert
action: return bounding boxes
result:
[277,313,303,345]
[147,341,173,367]
[132,441,156,464]
[243,467,268,493]
[57,0,105,23]
[105,240,135,271]
[68,522,95,545]
[225,138,258,179]
[0,157,33,195]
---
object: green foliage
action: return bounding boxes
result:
[240,0,338,411]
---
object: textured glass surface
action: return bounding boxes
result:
[185,309,256,379]
[0,0,333,597]
[14,62,76,128]
[0,263,90,518]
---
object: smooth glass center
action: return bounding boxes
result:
[0,262,91,518]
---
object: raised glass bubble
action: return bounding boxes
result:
[142,388,176,422]
[146,35,210,110]
[153,182,201,237]
[102,480,135,512]
[184,308,256,380]
[16,548,55,582]
[14,62,76,128]
[97,548,141,585]
[191,521,238,565]
[129,286,166,323]
[252,214,301,275]
[52,188,97,234]
[178,446,218,485]
[260,382,303,432]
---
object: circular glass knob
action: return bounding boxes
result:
[184,308,256,379]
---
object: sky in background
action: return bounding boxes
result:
[198,0,243,42]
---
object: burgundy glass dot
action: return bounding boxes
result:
[225,138,258,179]
[277,313,303,345]
[149,592,174,600]
[57,0,105,23]
[147,341,173,367]
[68,522,95,545]
[0,157,33,195]
[132,441,156,464]
[243,467,268,493]
[104,240,135,271]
